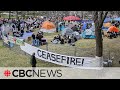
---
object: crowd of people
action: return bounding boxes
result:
[2,15,118,47]
[31,31,46,47]
[0,17,49,38]
[0,16,95,47]
[51,34,77,46]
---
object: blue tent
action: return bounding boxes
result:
[81,23,95,39]
[113,17,120,21]
[82,23,87,30]
[58,25,65,31]
[104,18,111,23]
[81,29,96,39]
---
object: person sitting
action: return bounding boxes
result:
[26,26,33,33]
[71,25,78,31]
[14,32,21,37]
[60,38,64,44]
[63,35,68,43]
[56,34,61,41]
[38,33,43,45]
[13,28,17,36]
[68,36,71,44]
[41,38,47,45]
[29,26,34,32]
[20,29,24,37]
[51,36,60,44]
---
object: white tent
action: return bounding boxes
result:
[61,27,74,36]
[72,31,81,40]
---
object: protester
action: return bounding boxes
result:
[36,33,40,47]
[30,52,37,67]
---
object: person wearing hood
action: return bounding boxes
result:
[30,52,37,67]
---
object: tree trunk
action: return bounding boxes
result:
[93,11,108,67]
[16,11,18,19]
[9,11,11,19]
[0,13,1,18]
[95,28,103,57]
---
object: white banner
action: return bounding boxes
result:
[20,43,99,68]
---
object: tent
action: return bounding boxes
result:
[82,22,94,30]
[113,17,120,21]
[82,22,87,30]
[58,22,65,31]
[103,23,112,28]
[81,29,95,39]
[104,18,112,23]
[72,31,81,40]
[58,25,65,31]
[61,27,74,36]
[81,23,95,39]
[102,22,112,31]
[108,26,119,32]
[40,21,56,33]
[1,24,11,36]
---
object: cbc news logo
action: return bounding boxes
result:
[3,69,62,78]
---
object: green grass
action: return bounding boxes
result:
[0,40,62,67]
[1,28,120,67]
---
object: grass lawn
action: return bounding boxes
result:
[0,28,120,67]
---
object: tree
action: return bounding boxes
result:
[0,11,2,18]
[21,11,26,19]
[16,11,19,19]
[93,11,108,66]
[9,11,11,19]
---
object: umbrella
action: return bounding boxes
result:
[63,16,80,21]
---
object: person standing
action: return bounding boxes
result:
[30,53,37,67]
[36,33,40,47]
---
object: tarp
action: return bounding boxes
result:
[19,32,33,39]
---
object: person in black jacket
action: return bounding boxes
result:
[30,52,37,67]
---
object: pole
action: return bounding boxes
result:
[46,43,48,51]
